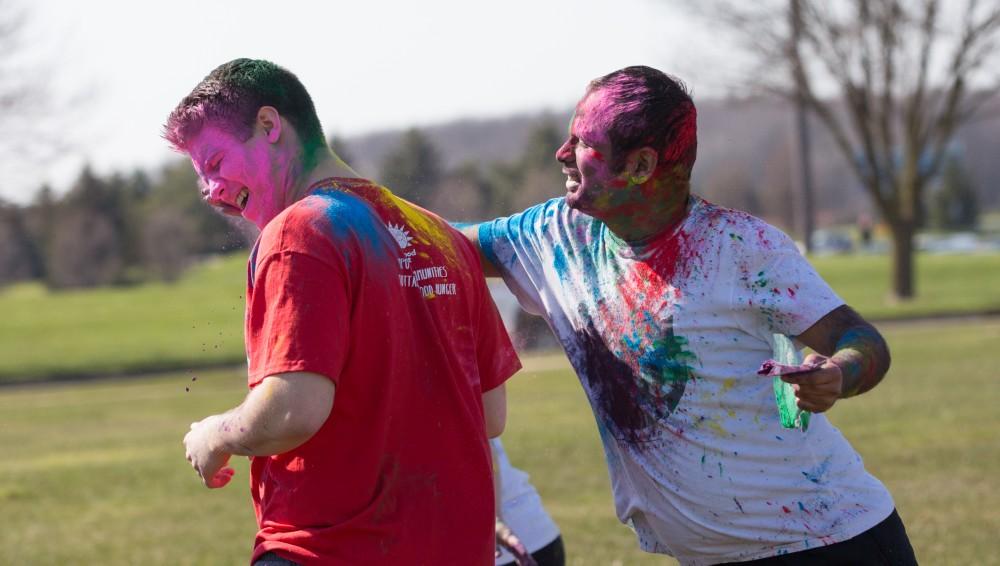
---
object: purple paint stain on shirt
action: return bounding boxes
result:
[575,316,696,447]
[577,324,658,445]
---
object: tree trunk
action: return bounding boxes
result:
[889,220,916,301]
[789,0,816,254]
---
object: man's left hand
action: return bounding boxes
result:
[184,415,235,488]
[779,354,843,413]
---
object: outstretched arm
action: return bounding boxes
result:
[784,305,891,412]
[460,224,501,278]
[183,372,335,488]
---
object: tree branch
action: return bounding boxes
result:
[922,1,1000,184]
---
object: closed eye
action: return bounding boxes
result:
[208,153,223,173]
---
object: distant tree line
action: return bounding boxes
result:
[0,120,565,290]
[0,118,980,290]
[0,163,250,289]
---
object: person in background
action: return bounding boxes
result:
[492,437,565,566]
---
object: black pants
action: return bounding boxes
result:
[255,537,567,566]
[253,552,299,566]
[498,535,566,566]
[719,509,917,565]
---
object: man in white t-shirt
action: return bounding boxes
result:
[464,66,917,565]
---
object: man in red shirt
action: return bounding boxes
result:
[166,58,519,566]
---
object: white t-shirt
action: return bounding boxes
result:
[478,196,894,565]
[491,438,561,565]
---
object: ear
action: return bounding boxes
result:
[256,106,282,144]
[626,147,659,185]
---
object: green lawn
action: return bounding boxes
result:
[0,254,247,383]
[1,319,997,565]
[811,253,1000,320]
[0,251,998,383]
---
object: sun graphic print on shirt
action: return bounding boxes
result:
[385,222,414,249]
[385,219,459,300]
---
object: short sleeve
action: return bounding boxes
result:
[246,250,350,387]
[731,223,845,340]
[476,199,561,317]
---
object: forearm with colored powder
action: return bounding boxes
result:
[211,373,334,457]
[830,325,891,398]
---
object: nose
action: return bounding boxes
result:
[555,138,574,163]
[202,178,227,202]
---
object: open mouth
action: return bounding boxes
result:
[211,187,249,217]
[563,168,581,191]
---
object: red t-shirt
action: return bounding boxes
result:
[244,178,520,565]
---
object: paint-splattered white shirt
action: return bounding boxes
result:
[478,196,895,565]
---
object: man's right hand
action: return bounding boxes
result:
[184,415,236,489]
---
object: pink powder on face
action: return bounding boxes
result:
[562,100,631,215]
[241,141,287,227]
[574,92,615,148]
[186,125,285,229]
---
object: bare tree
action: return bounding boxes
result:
[0,1,31,114]
[684,0,1000,299]
[1,0,87,200]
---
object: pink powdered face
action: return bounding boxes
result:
[186,124,285,230]
[555,91,631,218]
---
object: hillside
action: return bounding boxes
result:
[340,96,1000,227]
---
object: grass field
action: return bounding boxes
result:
[1,319,997,565]
[812,253,1000,319]
[0,254,247,383]
[1,251,998,383]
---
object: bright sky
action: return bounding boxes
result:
[5,0,735,203]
